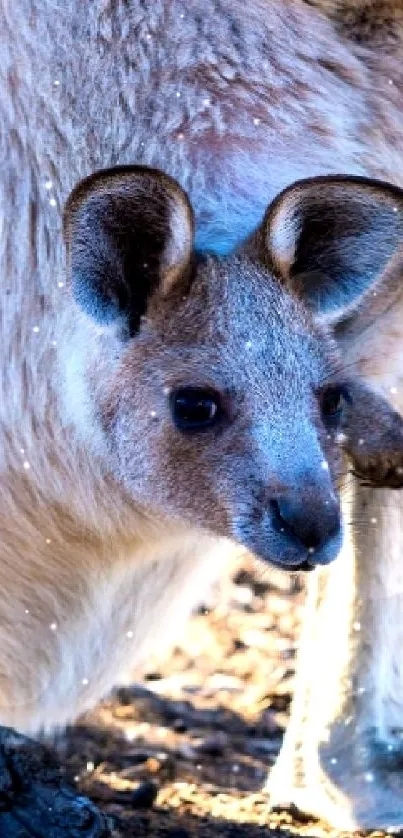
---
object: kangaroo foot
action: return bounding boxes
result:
[267,725,403,830]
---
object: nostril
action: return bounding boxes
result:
[270,499,294,538]
[270,496,340,551]
[270,497,315,546]
[298,527,323,550]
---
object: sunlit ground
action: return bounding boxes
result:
[53,555,367,836]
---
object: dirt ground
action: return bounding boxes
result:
[53,554,385,838]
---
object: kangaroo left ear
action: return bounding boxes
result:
[262,174,403,324]
[64,165,194,329]
[339,380,403,489]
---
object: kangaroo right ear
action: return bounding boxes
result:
[64,166,194,329]
[262,175,403,325]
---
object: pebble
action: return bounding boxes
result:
[116,686,134,706]
[266,593,292,616]
[230,585,253,607]
[195,732,229,757]
[240,628,271,649]
[130,779,159,809]
[207,673,243,691]
[177,742,198,761]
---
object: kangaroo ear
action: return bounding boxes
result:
[64,166,194,328]
[262,175,403,487]
[340,380,403,489]
[263,175,403,324]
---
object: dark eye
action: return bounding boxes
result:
[321,385,349,424]
[170,387,221,432]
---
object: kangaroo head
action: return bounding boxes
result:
[63,168,403,571]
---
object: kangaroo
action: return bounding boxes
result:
[1,0,403,831]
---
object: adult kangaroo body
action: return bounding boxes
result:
[1,0,403,830]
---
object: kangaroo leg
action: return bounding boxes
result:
[267,477,403,830]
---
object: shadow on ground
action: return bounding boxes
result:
[47,559,350,836]
[54,686,321,838]
[113,807,303,837]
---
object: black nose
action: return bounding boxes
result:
[271,492,340,559]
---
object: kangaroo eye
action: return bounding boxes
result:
[321,385,349,424]
[170,387,221,432]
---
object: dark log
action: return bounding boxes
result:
[0,726,111,837]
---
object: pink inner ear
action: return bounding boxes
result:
[161,198,194,295]
[266,199,300,280]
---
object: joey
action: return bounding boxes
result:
[2,1,403,831]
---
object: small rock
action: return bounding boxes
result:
[144,671,163,682]
[195,732,228,757]
[246,737,282,755]
[121,751,150,765]
[206,673,243,691]
[130,779,159,810]
[261,708,283,734]
[145,757,161,774]
[278,614,296,634]
[176,742,198,761]
[195,604,211,616]
[233,638,247,651]
[240,628,270,649]
[230,585,253,607]
[116,687,134,706]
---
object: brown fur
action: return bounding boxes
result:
[306,0,403,50]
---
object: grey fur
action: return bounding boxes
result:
[1,0,403,829]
